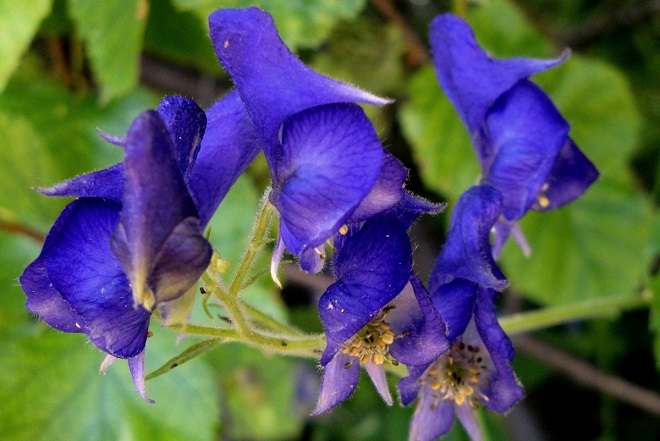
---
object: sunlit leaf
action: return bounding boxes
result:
[0,320,220,441]
[68,0,149,102]
[0,0,52,92]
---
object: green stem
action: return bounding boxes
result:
[452,0,469,17]
[228,190,275,299]
[242,303,306,335]
[501,291,652,335]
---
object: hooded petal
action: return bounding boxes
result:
[209,7,390,157]
[187,91,261,227]
[313,352,360,415]
[110,110,204,309]
[430,13,568,151]
[388,277,449,366]
[157,96,207,179]
[536,138,599,211]
[318,216,412,364]
[482,80,569,220]
[429,185,507,292]
[270,103,383,256]
[39,198,150,358]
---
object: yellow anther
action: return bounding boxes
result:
[538,195,550,208]
[339,224,349,235]
[373,353,385,365]
[381,332,395,345]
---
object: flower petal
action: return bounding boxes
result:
[271,104,383,255]
[187,91,262,227]
[20,258,84,333]
[350,152,407,222]
[148,216,212,304]
[429,185,507,292]
[431,278,478,341]
[388,278,449,366]
[397,364,428,406]
[430,13,568,147]
[128,352,155,403]
[409,394,455,441]
[536,138,599,211]
[474,288,524,412]
[455,403,483,441]
[483,80,569,220]
[40,198,150,358]
[157,96,207,178]
[39,163,124,202]
[111,110,199,309]
[318,216,412,364]
[364,362,393,405]
[209,7,390,156]
[312,352,360,415]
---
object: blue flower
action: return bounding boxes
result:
[314,215,448,414]
[430,14,598,255]
[20,94,259,400]
[399,186,524,441]
[209,8,408,274]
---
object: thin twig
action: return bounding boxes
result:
[0,220,45,243]
[370,0,429,67]
[513,334,660,416]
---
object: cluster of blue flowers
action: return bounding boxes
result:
[20,8,597,440]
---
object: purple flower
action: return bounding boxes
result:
[314,215,447,414]
[209,8,406,273]
[399,186,524,441]
[20,94,259,401]
[430,14,598,255]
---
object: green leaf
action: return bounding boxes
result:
[400,64,478,201]
[173,0,367,50]
[312,18,406,96]
[0,320,220,441]
[209,344,304,440]
[500,176,653,304]
[144,0,221,74]
[0,0,52,92]
[68,0,149,102]
[0,112,62,228]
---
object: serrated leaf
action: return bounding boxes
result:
[500,176,653,304]
[0,0,52,92]
[0,320,220,441]
[173,0,367,50]
[68,0,148,102]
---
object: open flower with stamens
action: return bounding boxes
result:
[314,216,447,414]
[430,13,598,255]
[209,7,411,276]
[398,185,523,440]
[20,93,259,401]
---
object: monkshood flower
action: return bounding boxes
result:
[398,186,524,441]
[430,14,598,255]
[314,215,448,414]
[209,8,407,275]
[20,94,259,401]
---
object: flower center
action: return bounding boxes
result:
[340,306,398,366]
[421,341,490,409]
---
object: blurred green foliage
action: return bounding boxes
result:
[0,0,657,440]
